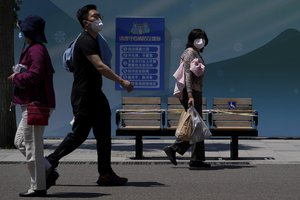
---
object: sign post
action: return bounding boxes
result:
[115,17,164,90]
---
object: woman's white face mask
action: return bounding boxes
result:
[193,38,206,50]
[90,19,104,32]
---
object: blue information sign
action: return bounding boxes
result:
[115,17,164,90]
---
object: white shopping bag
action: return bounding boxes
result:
[189,107,211,144]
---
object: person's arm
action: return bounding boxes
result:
[183,49,195,106]
[8,44,46,87]
[87,54,133,92]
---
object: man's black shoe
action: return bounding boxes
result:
[163,146,177,166]
[46,169,59,189]
[97,172,128,186]
[19,190,47,197]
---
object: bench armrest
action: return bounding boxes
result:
[208,112,213,127]
[162,110,166,127]
[253,111,258,127]
[115,111,121,126]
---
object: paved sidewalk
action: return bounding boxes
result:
[1,138,300,164]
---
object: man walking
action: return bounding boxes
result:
[47,4,133,186]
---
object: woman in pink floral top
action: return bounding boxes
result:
[164,28,211,169]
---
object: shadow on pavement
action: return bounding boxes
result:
[127,156,274,161]
[56,184,98,187]
[48,192,109,198]
[191,165,256,170]
[56,181,165,188]
[125,181,166,187]
[173,165,256,170]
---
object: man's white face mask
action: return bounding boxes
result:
[90,19,103,32]
[193,38,206,50]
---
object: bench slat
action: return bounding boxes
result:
[213,97,252,105]
[121,120,161,126]
[212,114,253,121]
[214,121,253,127]
[167,112,182,119]
[211,127,255,130]
[167,97,181,105]
[168,97,207,107]
[168,105,184,109]
[122,105,161,109]
[213,105,252,110]
[122,97,160,105]
[121,113,161,120]
[118,126,161,130]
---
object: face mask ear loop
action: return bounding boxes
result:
[17,19,25,52]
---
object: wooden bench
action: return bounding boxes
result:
[115,96,208,159]
[208,98,258,159]
[115,97,168,158]
[115,97,258,160]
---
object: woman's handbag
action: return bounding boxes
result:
[190,58,205,77]
[175,109,193,141]
[27,102,50,126]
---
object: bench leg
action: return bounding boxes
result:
[230,136,239,160]
[135,135,143,159]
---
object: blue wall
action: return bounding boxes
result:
[15,0,300,137]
